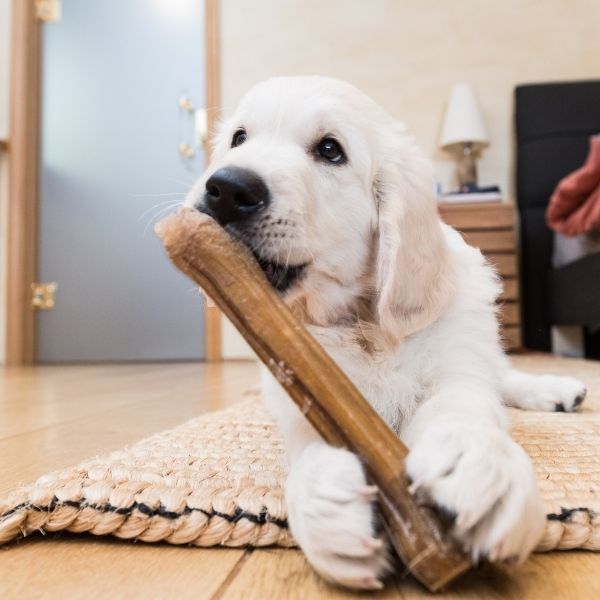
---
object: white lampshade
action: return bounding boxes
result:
[439,83,489,151]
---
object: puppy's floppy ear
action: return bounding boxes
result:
[374,124,456,342]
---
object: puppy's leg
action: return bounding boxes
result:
[403,378,546,564]
[501,368,586,412]
[262,369,389,590]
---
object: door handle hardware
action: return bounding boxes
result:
[179,96,195,112]
[31,282,58,310]
[179,143,195,158]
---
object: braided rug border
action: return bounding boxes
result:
[2,496,599,552]
[2,395,600,552]
[0,495,295,548]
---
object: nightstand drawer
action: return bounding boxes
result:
[502,325,522,351]
[461,229,516,253]
[439,202,521,350]
[499,301,520,325]
[487,253,518,277]
[501,278,519,301]
[438,203,515,230]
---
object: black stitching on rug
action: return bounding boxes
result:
[1,496,289,529]
[5,499,596,531]
[546,507,595,522]
[1,501,29,519]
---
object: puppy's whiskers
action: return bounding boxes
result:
[142,201,182,236]
[137,197,185,223]
[292,211,317,265]
[166,176,196,189]
[133,192,187,199]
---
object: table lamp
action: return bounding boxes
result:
[440,83,489,188]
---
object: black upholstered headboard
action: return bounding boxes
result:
[515,80,600,350]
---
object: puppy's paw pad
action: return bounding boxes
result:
[548,377,587,412]
[573,389,587,408]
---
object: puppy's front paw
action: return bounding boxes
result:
[286,443,390,590]
[535,375,587,412]
[406,421,546,564]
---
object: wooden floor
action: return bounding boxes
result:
[1,355,600,599]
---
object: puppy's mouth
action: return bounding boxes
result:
[220,223,308,293]
[252,251,307,293]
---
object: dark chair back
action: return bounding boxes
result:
[515,80,600,350]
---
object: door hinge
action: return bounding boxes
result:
[35,0,61,23]
[31,282,58,310]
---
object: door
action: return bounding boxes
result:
[37,0,206,362]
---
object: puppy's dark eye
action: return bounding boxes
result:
[315,137,346,164]
[231,129,247,148]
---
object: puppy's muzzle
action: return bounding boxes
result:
[202,167,270,226]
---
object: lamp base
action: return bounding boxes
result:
[456,143,478,187]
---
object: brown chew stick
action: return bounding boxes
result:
[155,207,470,591]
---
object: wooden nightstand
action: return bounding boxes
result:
[438,202,521,351]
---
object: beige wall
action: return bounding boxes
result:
[0,0,12,364]
[219,0,600,358]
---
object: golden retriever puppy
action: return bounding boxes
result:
[186,77,586,589]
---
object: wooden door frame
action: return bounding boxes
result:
[5,0,40,365]
[204,0,222,361]
[4,0,222,365]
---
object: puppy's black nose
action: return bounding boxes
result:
[203,167,270,225]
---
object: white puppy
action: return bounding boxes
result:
[186,76,587,590]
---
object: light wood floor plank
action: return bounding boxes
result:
[218,547,600,600]
[0,362,260,493]
[0,362,259,439]
[0,535,246,600]
[216,548,392,599]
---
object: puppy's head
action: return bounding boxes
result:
[187,76,454,342]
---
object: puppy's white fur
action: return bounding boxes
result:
[187,77,587,590]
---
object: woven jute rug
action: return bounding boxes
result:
[1,391,600,552]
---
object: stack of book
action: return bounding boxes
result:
[438,184,502,204]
